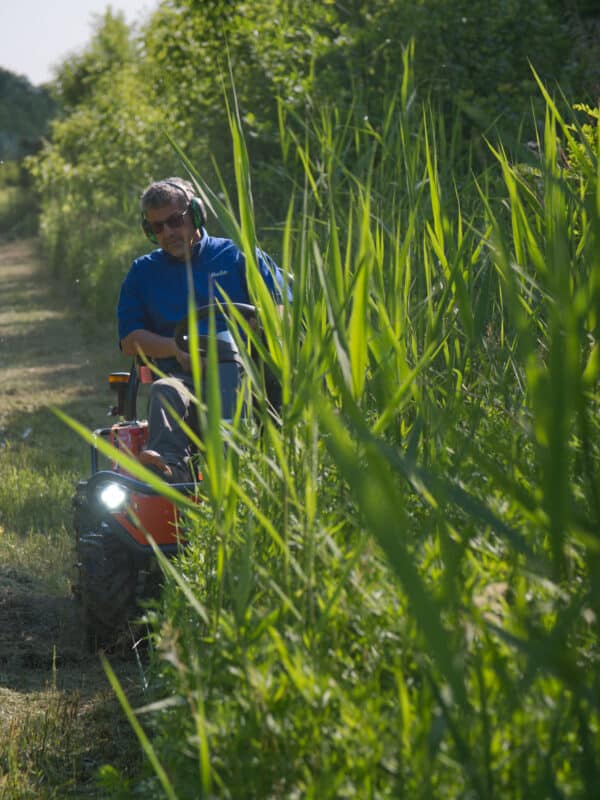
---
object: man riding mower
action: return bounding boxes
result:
[72,175,286,651]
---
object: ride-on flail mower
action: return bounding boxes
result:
[72,303,261,651]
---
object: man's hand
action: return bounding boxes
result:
[175,345,192,372]
[121,328,206,373]
[175,346,207,373]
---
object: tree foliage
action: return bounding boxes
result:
[24,0,600,313]
[51,9,138,110]
[0,69,56,162]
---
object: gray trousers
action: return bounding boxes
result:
[146,364,244,466]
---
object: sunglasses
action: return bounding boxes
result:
[146,206,190,235]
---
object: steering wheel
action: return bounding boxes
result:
[173,302,257,357]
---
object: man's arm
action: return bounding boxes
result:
[121,329,192,372]
[121,329,178,358]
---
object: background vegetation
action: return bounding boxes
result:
[14,0,600,323]
[0,70,55,240]
[2,0,600,796]
[0,69,56,162]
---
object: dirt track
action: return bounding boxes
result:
[0,238,114,672]
[0,239,142,795]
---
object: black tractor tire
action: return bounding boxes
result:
[76,528,139,653]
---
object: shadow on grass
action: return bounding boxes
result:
[0,565,86,679]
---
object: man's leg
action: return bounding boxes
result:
[140,366,244,480]
[142,376,196,481]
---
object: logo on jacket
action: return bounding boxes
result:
[210,270,228,279]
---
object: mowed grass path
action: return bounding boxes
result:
[0,238,142,798]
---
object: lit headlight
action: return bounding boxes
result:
[98,482,128,511]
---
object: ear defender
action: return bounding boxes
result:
[164,179,206,229]
[189,196,207,229]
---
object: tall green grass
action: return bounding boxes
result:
[98,81,599,798]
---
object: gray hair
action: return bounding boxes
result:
[140,177,195,214]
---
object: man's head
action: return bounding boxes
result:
[140,177,207,260]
